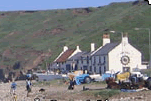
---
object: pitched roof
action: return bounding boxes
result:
[93,43,119,56]
[69,52,87,60]
[55,49,75,62]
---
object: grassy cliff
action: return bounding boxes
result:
[0,1,150,70]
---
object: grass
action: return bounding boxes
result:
[84,89,120,100]
[141,69,151,77]
[33,78,69,86]
[91,81,106,85]
[0,1,151,71]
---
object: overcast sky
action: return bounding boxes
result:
[0,0,136,11]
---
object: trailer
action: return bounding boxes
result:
[68,70,91,85]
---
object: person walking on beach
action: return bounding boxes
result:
[26,79,32,97]
[10,81,17,95]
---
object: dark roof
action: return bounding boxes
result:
[69,52,87,60]
[85,51,94,56]
[56,49,75,62]
[93,43,119,56]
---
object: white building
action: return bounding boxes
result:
[51,33,147,74]
[91,33,146,74]
[52,45,82,71]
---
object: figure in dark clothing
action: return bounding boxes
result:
[26,79,32,97]
[68,79,75,90]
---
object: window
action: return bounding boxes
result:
[94,66,96,73]
[81,67,82,70]
[99,67,102,74]
[77,60,79,64]
[57,62,59,67]
[87,56,89,64]
[81,60,83,64]
[104,66,106,73]
[81,56,83,64]
[99,56,101,63]
[66,64,71,71]
[104,56,106,62]
[94,56,96,64]
[90,57,92,60]
[90,66,92,71]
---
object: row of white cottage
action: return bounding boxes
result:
[50,33,148,74]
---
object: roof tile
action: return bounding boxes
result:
[56,49,75,62]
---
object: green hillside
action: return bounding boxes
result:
[0,1,150,70]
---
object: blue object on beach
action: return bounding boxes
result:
[102,73,115,81]
[74,74,90,85]
[26,74,31,78]
[11,82,17,89]
[121,89,136,92]
[75,76,81,85]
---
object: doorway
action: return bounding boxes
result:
[123,67,130,72]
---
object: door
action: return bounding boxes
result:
[83,66,87,70]
[74,64,78,70]
[123,67,130,72]
[66,64,71,71]
[99,67,102,75]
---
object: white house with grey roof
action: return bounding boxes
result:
[91,33,146,74]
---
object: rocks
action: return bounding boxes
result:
[110,95,146,101]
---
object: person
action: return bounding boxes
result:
[26,74,31,80]
[26,79,32,96]
[10,81,17,95]
[13,93,17,101]
[68,78,75,90]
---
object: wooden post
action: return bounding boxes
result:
[46,61,48,75]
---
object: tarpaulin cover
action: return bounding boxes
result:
[117,72,130,80]
[121,89,136,92]
[75,76,81,85]
[102,73,114,81]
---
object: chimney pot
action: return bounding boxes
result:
[91,43,95,52]
[103,33,110,46]
[122,32,129,44]
[63,46,68,52]
[103,33,110,38]
[77,46,80,50]
[123,32,128,37]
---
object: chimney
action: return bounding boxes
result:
[122,32,128,44]
[91,43,95,52]
[103,33,110,46]
[63,46,68,52]
[76,45,80,50]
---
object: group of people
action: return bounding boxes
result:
[10,75,32,97]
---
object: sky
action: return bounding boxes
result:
[0,0,136,11]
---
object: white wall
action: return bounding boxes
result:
[141,65,148,69]
[109,43,142,73]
